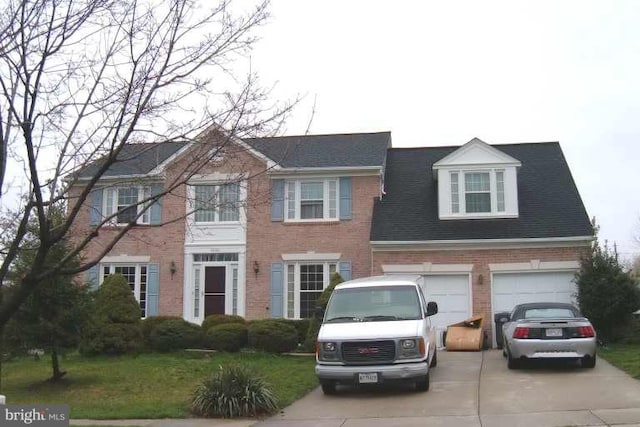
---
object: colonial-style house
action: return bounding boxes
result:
[71,131,591,345]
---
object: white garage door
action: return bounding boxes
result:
[492,271,577,314]
[421,274,471,347]
[491,271,577,347]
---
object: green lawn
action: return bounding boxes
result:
[0,351,318,419]
[599,341,640,379]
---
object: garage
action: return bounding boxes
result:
[421,274,471,347]
[491,270,577,346]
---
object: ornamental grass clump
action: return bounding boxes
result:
[191,365,278,418]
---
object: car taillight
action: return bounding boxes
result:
[513,327,530,339]
[577,326,595,338]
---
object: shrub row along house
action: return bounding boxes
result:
[70,130,592,346]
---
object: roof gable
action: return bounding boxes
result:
[433,138,521,169]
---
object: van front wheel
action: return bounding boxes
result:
[320,380,337,395]
[415,371,430,392]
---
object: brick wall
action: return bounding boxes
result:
[245,174,381,319]
[372,245,590,340]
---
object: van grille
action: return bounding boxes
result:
[341,340,396,364]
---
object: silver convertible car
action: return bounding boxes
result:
[500,302,597,369]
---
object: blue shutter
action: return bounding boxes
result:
[150,185,163,224]
[271,179,284,221]
[86,265,99,291]
[90,188,103,226]
[339,177,352,220]
[146,263,160,317]
[270,262,284,318]
[339,261,352,281]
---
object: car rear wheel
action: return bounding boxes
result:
[430,348,438,368]
[582,354,596,369]
[506,346,520,369]
[320,380,337,395]
[415,371,430,392]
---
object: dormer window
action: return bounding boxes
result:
[434,138,520,220]
[449,170,507,216]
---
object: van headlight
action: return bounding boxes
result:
[317,341,339,361]
[398,338,423,359]
[323,342,336,352]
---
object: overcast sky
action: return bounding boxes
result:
[250,0,640,260]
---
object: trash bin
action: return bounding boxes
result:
[494,312,510,349]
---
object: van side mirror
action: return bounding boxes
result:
[314,305,325,318]
[426,301,438,317]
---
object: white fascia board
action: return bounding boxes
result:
[102,255,151,263]
[75,174,164,182]
[282,252,341,261]
[382,262,474,274]
[370,236,593,251]
[269,166,382,178]
[433,139,522,168]
[148,143,194,176]
[188,122,280,169]
[489,260,580,272]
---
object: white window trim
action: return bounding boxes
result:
[189,182,243,225]
[446,168,513,219]
[103,186,151,226]
[284,178,339,222]
[100,263,148,317]
[284,260,338,319]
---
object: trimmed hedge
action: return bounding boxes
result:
[206,323,248,352]
[201,314,246,332]
[148,319,203,352]
[248,320,298,353]
[272,319,310,345]
[141,316,184,345]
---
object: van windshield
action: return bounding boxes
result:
[324,285,422,323]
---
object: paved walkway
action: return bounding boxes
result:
[72,350,640,427]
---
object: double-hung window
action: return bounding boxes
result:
[464,172,491,213]
[286,262,337,319]
[101,264,147,318]
[285,179,338,221]
[193,183,240,223]
[449,170,506,215]
[104,186,151,225]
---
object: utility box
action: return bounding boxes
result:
[445,316,485,351]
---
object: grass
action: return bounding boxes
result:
[599,340,640,379]
[0,351,318,419]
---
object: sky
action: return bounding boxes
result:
[249,0,640,260]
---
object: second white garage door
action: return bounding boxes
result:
[491,271,577,315]
[421,274,471,347]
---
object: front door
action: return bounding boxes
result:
[204,266,226,316]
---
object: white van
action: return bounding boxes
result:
[315,276,439,394]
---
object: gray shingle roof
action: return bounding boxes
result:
[244,132,391,168]
[371,142,592,241]
[75,142,188,178]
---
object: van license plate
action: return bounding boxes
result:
[546,328,562,337]
[358,373,378,383]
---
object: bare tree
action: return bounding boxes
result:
[0,0,293,328]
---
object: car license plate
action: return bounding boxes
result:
[546,328,562,337]
[358,372,378,384]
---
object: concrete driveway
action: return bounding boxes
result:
[255,350,640,427]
